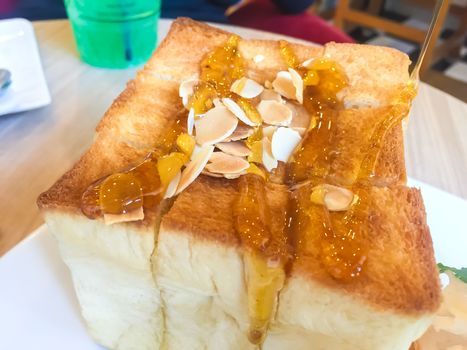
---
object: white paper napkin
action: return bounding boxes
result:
[0,18,51,116]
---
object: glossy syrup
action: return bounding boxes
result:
[81,116,187,219]
[281,42,415,282]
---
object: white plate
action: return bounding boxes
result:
[0,179,466,350]
[0,18,51,116]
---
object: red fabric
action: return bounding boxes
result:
[0,0,17,12]
[229,0,354,45]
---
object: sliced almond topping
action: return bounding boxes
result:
[203,168,246,179]
[262,137,278,172]
[287,101,311,136]
[208,151,229,163]
[257,100,293,126]
[271,127,301,162]
[104,207,144,225]
[207,152,250,174]
[216,141,251,157]
[179,79,200,107]
[194,106,238,146]
[265,80,272,89]
[253,54,265,63]
[224,124,255,142]
[222,97,259,127]
[213,98,223,108]
[224,171,247,179]
[202,170,224,178]
[310,184,356,211]
[260,89,283,103]
[301,58,315,68]
[164,170,181,199]
[272,70,304,104]
[288,68,304,104]
[187,108,195,135]
[176,145,214,194]
[190,145,202,160]
[263,125,277,140]
[402,116,409,133]
[231,77,264,99]
[272,71,295,101]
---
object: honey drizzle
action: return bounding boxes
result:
[281,42,416,282]
[234,174,288,344]
[322,83,416,279]
[287,57,348,184]
[80,115,186,219]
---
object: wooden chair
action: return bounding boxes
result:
[333,0,467,76]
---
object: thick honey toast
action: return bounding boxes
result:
[38,18,440,350]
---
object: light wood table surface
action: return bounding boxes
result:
[1,19,466,256]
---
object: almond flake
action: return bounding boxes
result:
[301,58,315,68]
[402,116,409,133]
[213,98,223,108]
[216,141,251,157]
[104,207,144,225]
[288,68,304,104]
[260,89,283,103]
[231,77,264,99]
[207,152,249,174]
[263,125,277,140]
[164,170,181,199]
[176,145,214,194]
[325,189,356,211]
[203,169,246,179]
[222,97,259,127]
[262,137,278,172]
[257,100,293,126]
[272,71,295,101]
[271,127,301,162]
[272,70,304,104]
[187,108,195,135]
[190,145,202,160]
[287,102,310,136]
[265,80,272,89]
[310,184,356,211]
[202,170,224,178]
[224,125,255,142]
[194,106,238,145]
[179,79,200,107]
[224,171,247,179]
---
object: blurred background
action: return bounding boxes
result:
[0,0,465,101]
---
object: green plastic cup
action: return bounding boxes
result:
[64,0,160,68]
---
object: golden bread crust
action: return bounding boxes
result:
[96,73,183,151]
[324,43,411,107]
[38,75,181,210]
[328,107,406,186]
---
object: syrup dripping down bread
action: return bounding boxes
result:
[38,18,440,350]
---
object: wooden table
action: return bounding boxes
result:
[1,19,466,256]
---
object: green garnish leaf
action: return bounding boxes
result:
[438,263,467,283]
